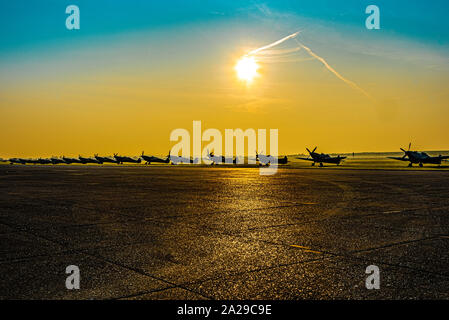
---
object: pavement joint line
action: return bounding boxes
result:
[350,235,445,254]
[0,215,173,237]
[0,247,80,264]
[144,203,319,221]
[178,255,332,287]
[79,250,214,300]
[0,218,212,299]
[0,238,180,265]
[228,234,449,280]
[320,246,449,279]
[171,210,346,232]
[112,285,205,300]
[215,245,449,282]
[277,238,449,279]
[175,208,447,239]
[337,251,449,279]
[2,209,447,272]
[124,204,449,228]
[185,219,405,242]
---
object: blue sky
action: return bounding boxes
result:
[1,0,448,55]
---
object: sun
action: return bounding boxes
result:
[235,56,259,83]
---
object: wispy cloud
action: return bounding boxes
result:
[244,31,372,98]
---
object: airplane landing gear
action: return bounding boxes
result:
[319,163,323,167]
[419,163,423,167]
[408,163,413,167]
[311,163,315,166]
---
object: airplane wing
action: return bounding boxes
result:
[338,156,347,160]
[388,157,408,161]
[297,157,314,162]
[438,156,449,160]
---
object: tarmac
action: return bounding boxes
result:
[0,165,448,299]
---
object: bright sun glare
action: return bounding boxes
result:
[235,56,259,82]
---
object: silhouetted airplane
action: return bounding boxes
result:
[26,159,42,164]
[170,152,199,165]
[141,151,170,164]
[113,154,142,164]
[36,158,52,164]
[388,143,449,167]
[62,156,83,164]
[9,157,27,164]
[207,150,236,165]
[297,147,346,167]
[255,152,288,166]
[79,155,101,164]
[51,157,66,164]
[94,154,118,164]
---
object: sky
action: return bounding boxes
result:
[1,0,449,157]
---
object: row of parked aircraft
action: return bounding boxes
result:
[296,144,449,167]
[3,144,449,167]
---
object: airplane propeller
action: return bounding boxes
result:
[400,142,412,159]
[306,147,317,158]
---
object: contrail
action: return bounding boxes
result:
[245,31,300,57]
[294,39,372,98]
[244,31,371,98]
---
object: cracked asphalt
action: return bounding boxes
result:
[0,165,448,299]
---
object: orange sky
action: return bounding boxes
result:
[1,16,449,158]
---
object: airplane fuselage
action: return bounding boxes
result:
[63,157,83,164]
[114,156,142,164]
[406,152,444,165]
[141,155,170,164]
[95,156,118,164]
[207,154,236,164]
[79,156,100,164]
[9,158,27,164]
[51,158,66,164]
[298,150,346,166]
